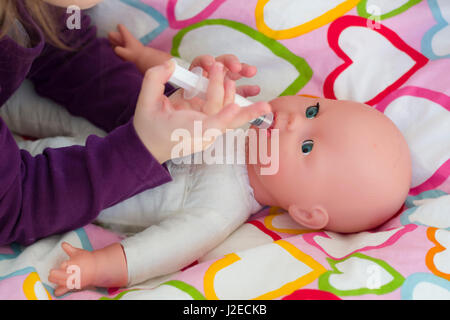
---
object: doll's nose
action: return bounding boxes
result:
[286,113,301,131]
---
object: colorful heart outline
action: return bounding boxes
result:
[101,280,205,300]
[401,272,450,299]
[318,252,405,296]
[171,19,313,96]
[166,0,226,29]
[426,227,450,280]
[303,224,417,260]
[282,288,341,300]
[400,190,450,229]
[255,0,359,40]
[421,0,450,60]
[263,206,315,235]
[203,240,326,300]
[357,0,422,21]
[376,86,450,195]
[23,272,52,300]
[120,0,168,44]
[323,15,428,105]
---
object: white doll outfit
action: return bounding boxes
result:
[1,83,263,286]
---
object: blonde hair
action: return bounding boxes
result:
[0,0,70,49]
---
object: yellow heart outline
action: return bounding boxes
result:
[255,0,360,39]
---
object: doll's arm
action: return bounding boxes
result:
[121,207,249,286]
[108,24,172,74]
[49,206,249,293]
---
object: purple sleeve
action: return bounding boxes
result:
[27,9,176,133]
[0,117,172,246]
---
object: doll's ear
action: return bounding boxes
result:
[288,205,329,230]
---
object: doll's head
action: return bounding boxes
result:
[247,96,412,233]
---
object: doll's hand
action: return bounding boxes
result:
[48,242,128,297]
[108,24,144,65]
[48,242,97,296]
[133,59,271,163]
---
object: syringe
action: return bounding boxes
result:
[168,59,273,129]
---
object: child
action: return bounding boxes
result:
[0,0,269,246]
[47,26,412,295]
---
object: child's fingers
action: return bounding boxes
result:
[138,61,176,111]
[239,64,257,78]
[190,55,215,71]
[216,54,241,74]
[107,31,123,46]
[114,46,134,61]
[207,101,271,131]
[204,62,226,115]
[117,24,137,46]
[236,85,260,97]
[223,78,236,107]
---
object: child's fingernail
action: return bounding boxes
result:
[216,62,224,70]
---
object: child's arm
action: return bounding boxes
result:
[108,24,172,74]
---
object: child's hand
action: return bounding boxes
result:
[108,24,144,65]
[48,242,97,296]
[190,54,261,98]
[170,54,261,112]
[133,59,271,163]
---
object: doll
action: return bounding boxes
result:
[46,25,411,295]
[47,93,411,295]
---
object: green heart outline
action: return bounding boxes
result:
[357,0,422,20]
[99,280,205,300]
[318,252,405,296]
[171,19,313,96]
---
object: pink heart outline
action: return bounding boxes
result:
[166,0,226,29]
[376,86,450,195]
[303,224,417,260]
[323,15,428,105]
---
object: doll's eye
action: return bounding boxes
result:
[301,140,314,155]
[305,102,320,119]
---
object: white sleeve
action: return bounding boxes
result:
[121,206,249,286]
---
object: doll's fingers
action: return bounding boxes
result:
[236,85,260,98]
[54,285,71,297]
[48,269,69,285]
[204,62,226,115]
[61,242,80,258]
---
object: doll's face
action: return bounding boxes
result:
[248,96,412,233]
[43,0,103,9]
